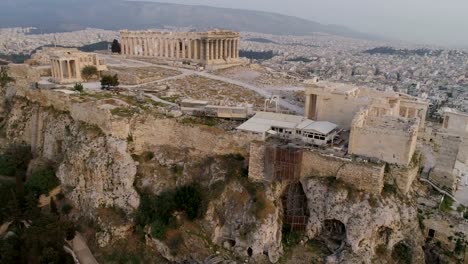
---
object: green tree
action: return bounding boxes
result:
[0,66,15,88]
[100,74,119,90]
[111,39,121,53]
[25,167,60,195]
[81,65,98,81]
[73,83,84,93]
[0,144,32,177]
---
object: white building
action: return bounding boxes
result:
[237,112,338,146]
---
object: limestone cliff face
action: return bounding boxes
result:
[205,181,283,263]
[5,98,139,216]
[303,177,425,263]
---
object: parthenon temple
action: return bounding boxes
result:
[120,30,241,65]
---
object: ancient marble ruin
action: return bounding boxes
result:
[120,30,240,66]
[50,49,107,84]
[303,80,429,130]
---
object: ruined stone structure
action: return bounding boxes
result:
[349,109,419,166]
[248,141,385,195]
[430,108,468,191]
[303,80,429,130]
[50,49,107,84]
[120,30,240,66]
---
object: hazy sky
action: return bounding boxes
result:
[141,0,468,46]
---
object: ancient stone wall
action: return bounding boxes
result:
[248,141,266,182]
[130,116,255,156]
[349,125,418,166]
[300,150,385,195]
[430,133,462,191]
[390,163,420,194]
[248,142,385,195]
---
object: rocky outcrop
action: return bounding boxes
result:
[303,177,425,263]
[5,98,139,216]
[204,181,283,263]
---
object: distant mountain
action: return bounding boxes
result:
[0,0,381,40]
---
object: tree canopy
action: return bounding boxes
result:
[100,74,119,90]
[111,39,122,54]
[81,65,98,81]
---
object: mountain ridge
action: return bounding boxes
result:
[0,0,382,41]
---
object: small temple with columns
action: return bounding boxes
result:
[119,30,241,66]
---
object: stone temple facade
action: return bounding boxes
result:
[120,30,240,66]
[50,49,107,84]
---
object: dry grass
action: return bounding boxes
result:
[160,75,265,106]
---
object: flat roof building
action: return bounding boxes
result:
[237,112,338,146]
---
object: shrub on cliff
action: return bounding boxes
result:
[136,184,204,239]
[174,185,203,220]
[25,167,60,195]
[0,66,15,88]
[0,144,32,177]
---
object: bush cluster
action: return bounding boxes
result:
[0,144,33,177]
[136,184,204,240]
[25,167,60,195]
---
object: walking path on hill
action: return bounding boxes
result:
[101,55,304,114]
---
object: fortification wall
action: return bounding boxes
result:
[349,126,417,166]
[300,150,384,195]
[248,141,266,182]
[390,162,420,194]
[314,94,370,129]
[430,133,461,191]
[248,142,385,195]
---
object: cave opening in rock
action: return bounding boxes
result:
[321,219,347,251]
[247,247,253,257]
[377,226,393,246]
[282,182,309,232]
[224,239,236,248]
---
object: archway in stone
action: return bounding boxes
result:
[321,219,347,252]
[282,182,310,232]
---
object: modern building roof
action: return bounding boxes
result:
[237,112,338,135]
[298,121,338,135]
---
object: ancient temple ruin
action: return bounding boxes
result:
[49,49,107,84]
[120,30,241,66]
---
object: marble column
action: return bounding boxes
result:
[187,39,191,59]
[159,38,162,57]
[193,39,198,60]
[150,37,154,56]
[223,39,228,60]
[58,60,63,79]
[66,60,71,79]
[227,39,231,59]
[182,39,186,59]
[214,40,218,60]
[210,41,214,61]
